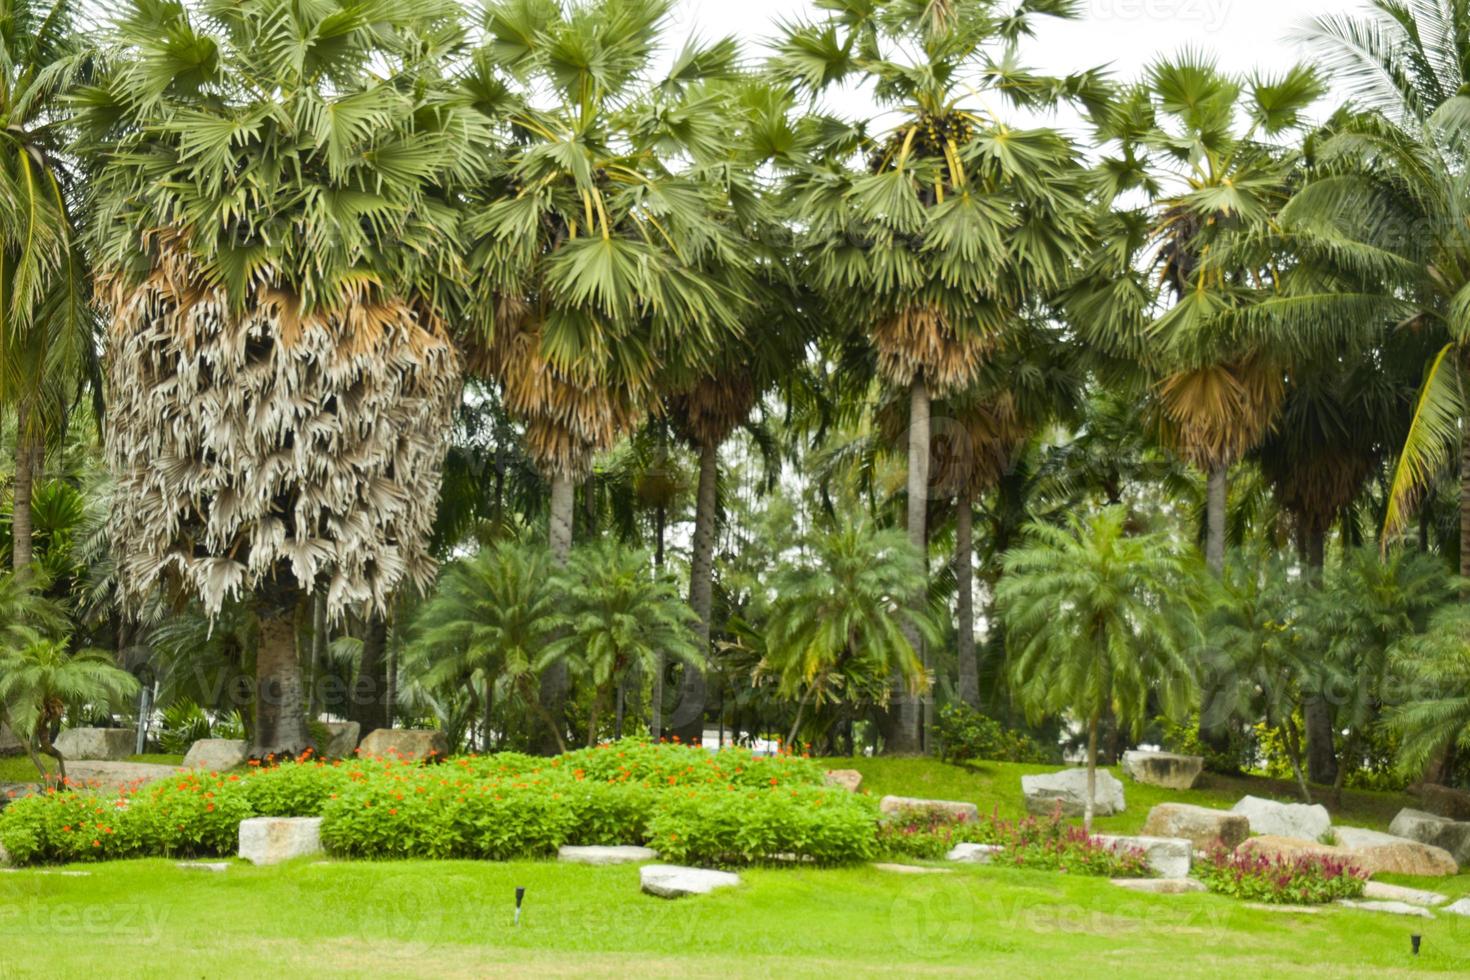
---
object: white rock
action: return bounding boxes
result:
[1110,878,1206,894]
[1231,795,1331,841]
[177,862,229,873]
[1361,881,1446,906]
[878,796,979,823]
[182,739,248,771]
[239,817,323,866]
[1095,834,1192,878]
[946,843,1003,863]
[871,863,953,874]
[1388,808,1470,866]
[54,728,134,762]
[1121,750,1204,790]
[558,845,657,865]
[318,721,361,759]
[639,864,741,898]
[1021,768,1125,818]
[1334,899,1433,918]
[1443,898,1470,916]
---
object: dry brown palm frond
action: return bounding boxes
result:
[1154,355,1284,470]
[668,371,757,450]
[871,307,991,394]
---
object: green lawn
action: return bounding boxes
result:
[0,754,184,783]
[2,756,1467,977]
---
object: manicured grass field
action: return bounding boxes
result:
[1,756,1466,978]
[0,754,184,784]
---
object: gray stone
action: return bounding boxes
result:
[878,795,979,823]
[1121,750,1204,790]
[639,864,741,898]
[65,761,177,793]
[1332,825,1458,877]
[1095,834,1192,878]
[0,723,21,756]
[871,863,953,874]
[318,721,361,759]
[1142,803,1250,851]
[1444,898,1470,917]
[1231,795,1331,842]
[54,728,134,762]
[182,739,248,772]
[1388,807,1470,866]
[1110,878,1206,894]
[0,783,41,811]
[357,728,448,763]
[1021,768,1125,818]
[824,769,862,793]
[177,862,229,873]
[239,817,323,866]
[1361,881,1446,906]
[1334,899,1433,918]
[558,845,657,866]
[946,843,1003,864]
[1414,783,1470,821]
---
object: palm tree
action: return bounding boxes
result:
[763,520,939,748]
[1386,605,1470,777]
[462,0,753,750]
[544,541,701,748]
[776,0,1096,751]
[998,507,1203,830]
[0,638,138,781]
[76,0,483,756]
[407,539,566,752]
[0,0,95,577]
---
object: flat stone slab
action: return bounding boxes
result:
[64,761,177,792]
[1232,795,1331,842]
[177,862,229,873]
[1095,834,1191,878]
[824,769,862,793]
[1243,903,1324,914]
[872,863,954,875]
[1388,808,1470,866]
[239,817,323,866]
[558,845,657,866]
[640,864,740,898]
[182,739,248,772]
[878,796,979,823]
[357,728,448,762]
[1110,878,1206,894]
[1333,826,1458,877]
[0,869,90,876]
[1335,899,1433,918]
[1022,768,1124,818]
[1443,898,1470,916]
[318,721,361,759]
[1142,803,1249,851]
[1361,881,1446,906]
[946,843,1003,863]
[54,728,135,762]
[1122,750,1203,790]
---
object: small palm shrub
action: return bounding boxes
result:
[158,700,213,755]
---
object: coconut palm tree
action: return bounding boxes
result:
[75,0,484,756]
[998,507,1203,830]
[775,0,1097,751]
[0,0,96,576]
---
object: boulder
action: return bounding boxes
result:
[239,817,324,866]
[558,846,657,866]
[824,769,862,793]
[1110,878,1206,895]
[1387,808,1470,865]
[1332,826,1458,877]
[1141,803,1250,851]
[1334,899,1432,919]
[177,862,229,873]
[357,728,448,763]
[54,728,134,762]
[878,795,979,823]
[1414,783,1470,822]
[182,739,248,772]
[639,864,740,898]
[1361,881,1446,907]
[65,761,177,793]
[1021,768,1125,818]
[1231,795,1331,842]
[1094,834,1191,878]
[0,783,41,811]
[1121,750,1204,790]
[1444,898,1470,917]
[318,721,361,760]
[946,843,1003,864]
[1235,835,1359,869]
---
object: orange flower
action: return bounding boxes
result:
[91,840,100,848]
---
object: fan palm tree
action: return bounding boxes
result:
[0,638,139,781]
[998,507,1203,830]
[75,0,484,756]
[0,0,96,577]
[775,0,1097,751]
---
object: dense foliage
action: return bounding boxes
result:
[1193,847,1368,905]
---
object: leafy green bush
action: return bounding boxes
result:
[1158,713,1256,775]
[934,704,1056,765]
[875,804,988,859]
[158,700,214,755]
[647,785,877,865]
[1195,847,1367,903]
[239,759,353,816]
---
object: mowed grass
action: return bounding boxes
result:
[2,755,1468,977]
[0,754,185,784]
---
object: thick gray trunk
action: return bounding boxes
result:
[955,486,978,709]
[1197,463,1231,753]
[539,473,574,754]
[1084,715,1099,832]
[11,400,35,574]
[350,615,390,734]
[890,377,929,754]
[1205,463,1227,576]
[672,441,719,744]
[254,607,311,758]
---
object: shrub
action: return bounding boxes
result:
[158,700,213,755]
[0,792,134,863]
[647,785,878,865]
[877,805,1151,877]
[239,758,354,816]
[875,804,988,859]
[1194,847,1368,904]
[934,704,1056,765]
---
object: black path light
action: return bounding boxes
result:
[1411,933,1422,956]
[515,886,526,926]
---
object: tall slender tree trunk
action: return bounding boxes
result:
[889,377,929,755]
[1461,423,1470,582]
[254,602,311,758]
[539,473,574,755]
[1198,463,1232,755]
[1205,464,1227,575]
[11,400,35,575]
[955,485,978,709]
[672,441,719,745]
[350,615,391,734]
[1084,714,1099,833]
[1302,526,1338,785]
[307,594,327,718]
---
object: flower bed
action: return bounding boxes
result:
[1193,847,1368,904]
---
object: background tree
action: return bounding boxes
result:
[0,637,138,781]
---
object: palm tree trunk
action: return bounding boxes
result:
[483,676,495,751]
[253,602,311,758]
[787,684,817,748]
[1197,462,1233,755]
[1301,526,1338,785]
[955,485,978,709]
[350,615,390,734]
[1205,463,1226,575]
[889,376,929,755]
[1084,714,1099,833]
[1461,422,1470,582]
[11,400,35,575]
[36,717,65,783]
[1282,713,1312,804]
[673,440,719,745]
[308,594,327,718]
[539,472,575,754]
